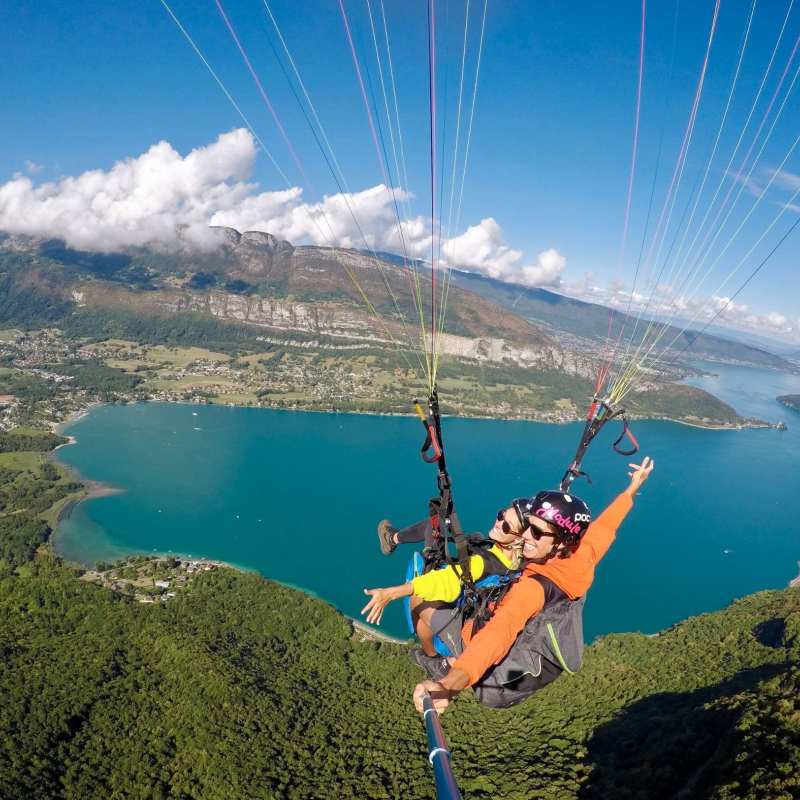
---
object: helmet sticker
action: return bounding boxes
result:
[535,506,582,535]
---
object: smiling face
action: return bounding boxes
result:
[520,515,565,561]
[488,505,525,546]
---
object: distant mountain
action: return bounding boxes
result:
[680,321,800,359]
[445,269,797,372]
[0,230,598,379]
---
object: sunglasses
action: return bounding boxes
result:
[496,508,524,535]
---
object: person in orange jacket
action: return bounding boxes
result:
[413,456,654,713]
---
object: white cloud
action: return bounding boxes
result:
[24,161,43,174]
[771,169,800,192]
[0,129,260,252]
[210,182,428,255]
[0,129,434,258]
[442,219,567,288]
[0,129,569,290]
[557,272,800,343]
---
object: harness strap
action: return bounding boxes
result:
[418,390,475,590]
[560,397,636,491]
[612,417,639,456]
[415,399,443,463]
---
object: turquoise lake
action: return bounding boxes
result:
[55,361,800,642]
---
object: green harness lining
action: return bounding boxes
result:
[547,622,576,675]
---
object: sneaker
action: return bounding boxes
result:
[377,520,398,556]
[409,648,451,682]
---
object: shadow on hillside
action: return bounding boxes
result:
[578,662,788,800]
[40,240,133,277]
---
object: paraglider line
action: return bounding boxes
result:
[628,212,800,404]
[597,0,646,391]
[429,0,439,388]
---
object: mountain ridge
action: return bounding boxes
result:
[444,268,798,372]
[0,230,763,427]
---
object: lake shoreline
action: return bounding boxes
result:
[53,397,753,432]
[50,416,127,522]
[48,398,748,562]
[44,361,800,643]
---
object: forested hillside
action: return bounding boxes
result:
[0,432,82,567]
[1,554,798,799]
[0,432,798,799]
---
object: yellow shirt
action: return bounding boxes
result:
[410,545,516,604]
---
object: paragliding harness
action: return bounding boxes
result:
[471,574,587,709]
[560,395,638,492]
[414,390,477,589]
[409,391,618,708]
[413,390,517,631]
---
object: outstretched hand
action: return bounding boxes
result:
[360,584,412,625]
[625,456,654,496]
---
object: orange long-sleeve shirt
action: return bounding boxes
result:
[452,492,633,686]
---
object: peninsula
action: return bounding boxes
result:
[777,393,800,412]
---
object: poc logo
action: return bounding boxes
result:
[574,513,591,523]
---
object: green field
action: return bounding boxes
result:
[100,341,232,368]
[39,489,84,528]
[207,393,260,405]
[146,376,237,391]
[0,450,46,471]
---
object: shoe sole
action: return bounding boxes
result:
[377,522,396,556]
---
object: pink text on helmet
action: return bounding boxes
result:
[535,506,585,535]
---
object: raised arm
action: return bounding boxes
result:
[414,457,655,713]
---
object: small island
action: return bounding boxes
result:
[777,393,800,412]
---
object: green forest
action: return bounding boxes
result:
[0,433,82,569]
[0,434,798,799]
[1,555,799,799]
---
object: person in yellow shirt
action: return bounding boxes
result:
[413,457,654,712]
[362,497,533,678]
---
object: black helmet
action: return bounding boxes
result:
[522,490,592,547]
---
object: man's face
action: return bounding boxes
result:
[520,515,562,561]
[488,505,524,545]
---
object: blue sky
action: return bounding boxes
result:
[2,0,800,340]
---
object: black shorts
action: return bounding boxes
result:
[430,604,466,658]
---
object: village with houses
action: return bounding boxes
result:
[79,554,229,603]
[0,327,589,435]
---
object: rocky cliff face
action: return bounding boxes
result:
[74,278,594,374]
[170,292,388,343]
[2,226,586,374]
[436,333,596,377]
